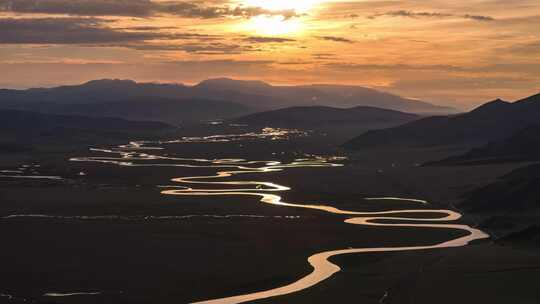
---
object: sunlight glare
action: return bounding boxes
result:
[244,15,304,36]
[241,0,321,13]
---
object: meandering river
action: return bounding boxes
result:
[70,128,490,304]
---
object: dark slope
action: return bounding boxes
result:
[0,109,174,150]
[428,124,540,165]
[28,97,252,125]
[461,164,540,214]
[233,105,419,128]
[459,164,540,248]
[498,226,540,250]
[0,109,171,132]
[344,94,540,150]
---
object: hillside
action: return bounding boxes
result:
[0,110,174,151]
[27,97,252,125]
[343,94,540,150]
[461,164,540,214]
[428,124,540,165]
[459,164,540,249]
[233,105,419,128]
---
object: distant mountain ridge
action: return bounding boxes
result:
[344,93,540,150]
[0,78,456,125]
[195,78,456,114]
[1,79,190,105]
[0,80,253,125]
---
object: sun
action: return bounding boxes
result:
[241,0,321,13]
[238,0,321,36]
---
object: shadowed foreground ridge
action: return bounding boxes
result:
[427,124,540,165]
[343,93,540,149]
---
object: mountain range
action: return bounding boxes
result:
[0,78,455,125]
[195,78,455,114]
[344,93,540,150]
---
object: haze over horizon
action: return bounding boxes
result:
[1,0,539,109]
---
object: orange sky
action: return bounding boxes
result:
[1,0,539,109]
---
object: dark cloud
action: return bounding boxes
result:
[325,62,465,72]
[117,26,176,31]
[277,60,312,65]
[243,36,296,43]
[501,41,540,56]
[0,0,301,19]
[176,42,259,54]
[164,59,275,67]
[0,0,154,16]
[369,10,495,21]
[463,14,495,21]
[312,53,337,60]
[227,6,299,20]
[369,10,451,19]
[0,17,152,44]
[316,36,355,43]
[120,41,260,54]
[157,2,230,19]
[0,17,210,44]
[0,16,250,54]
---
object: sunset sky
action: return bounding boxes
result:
[1,0,539,109]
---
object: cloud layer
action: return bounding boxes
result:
[368,10,495,21]
[0,0,300,18]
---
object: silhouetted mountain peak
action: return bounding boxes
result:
[83,79,138,88]
[79,79,187,91]
[0,78,457,120]
[469,98,511,114]
[196,78,272,91]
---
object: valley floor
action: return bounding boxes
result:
[0,127,538,304]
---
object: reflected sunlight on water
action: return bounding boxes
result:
[68,128,489,304]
